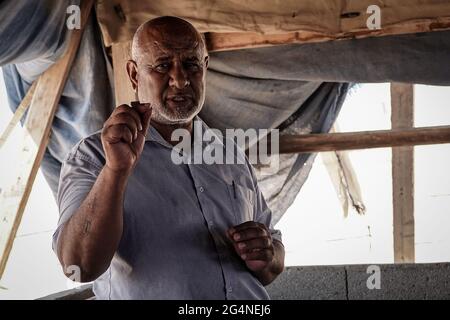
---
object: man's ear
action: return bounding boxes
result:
[126,60,139,91]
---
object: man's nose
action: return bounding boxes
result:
[168,63,190,89]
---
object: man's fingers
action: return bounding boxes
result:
[114,104,132,113]
[111,104,143,131]
[235,237,272,253]
[131,101,150,114]
[230,226,269,242]
[104,124,134,144]
[131,101,152,134]
[116,111,141,135]
[241,249,273,262]
[117,109,143,132]
[228,221,266,236]
[105,113,139,140]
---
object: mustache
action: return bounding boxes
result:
[164,89,194,99]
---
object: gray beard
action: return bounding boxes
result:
[152,103,201,125]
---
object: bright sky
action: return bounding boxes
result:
[0,69,449,299]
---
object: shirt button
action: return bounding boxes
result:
[208,220,214,226]
[199,186,204,193]
[227,286,233,293]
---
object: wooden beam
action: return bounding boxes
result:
[0,80,37,149]
[112,41,136,106]
[278,125,450,154]
[204,31,329,52]
[391,83,415,263]
[0,0,94,279]
[205,18,450,52]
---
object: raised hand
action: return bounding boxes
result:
[101,102,152,175]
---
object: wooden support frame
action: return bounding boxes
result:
[204,18,450,52]
[391,83,415,263]
[279,84,421,263]
[112,41,136,105]
[0,0,94,279]
[278,125,450,154]
[0,81,37,149]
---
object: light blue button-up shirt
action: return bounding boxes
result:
[53,117,282,300]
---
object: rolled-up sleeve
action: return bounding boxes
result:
[246,161,283,244]
[52,148,103,252]
[254,184,283,243]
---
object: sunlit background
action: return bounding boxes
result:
[1,68,449,299]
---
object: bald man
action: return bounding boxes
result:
[53,16,284,299]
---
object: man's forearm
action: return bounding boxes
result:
[57,166,129,282]
[253,240,285,286]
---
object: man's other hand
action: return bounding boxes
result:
[227,221,275,272]
[227,221,284,285]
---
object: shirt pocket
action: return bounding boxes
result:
[227,181,255,224]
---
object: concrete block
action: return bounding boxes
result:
[267,265,347,300]
[347,263,450,300]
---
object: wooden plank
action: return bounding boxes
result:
[0,0,94,279]
[391,83,415,263]
[204,31,329,52]
[96,0,450,47]
[204,18,450,52]
[37,284,94,300]
[112,41,136,106]
[278,125,450,154]
[0,80,37,149]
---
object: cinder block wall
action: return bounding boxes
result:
[40,263,450,299]
[266,263,450,300]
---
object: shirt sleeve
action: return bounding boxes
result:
[246,161,283,244]
[52,147,103,253]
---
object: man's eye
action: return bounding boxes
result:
[155,63,170,72]
[185,62,200,71]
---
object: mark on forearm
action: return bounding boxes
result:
[83,220,91,235]
[87,194,97,210]
[82,194,97,236]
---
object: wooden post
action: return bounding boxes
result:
[0,0,94,279]
[112,40,136,106]
[391,83,415,263]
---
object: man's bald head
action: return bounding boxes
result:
[131,16,207,64]
[127,16,209,125]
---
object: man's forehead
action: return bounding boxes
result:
[153,40,200,55]
[140,29,203,60]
